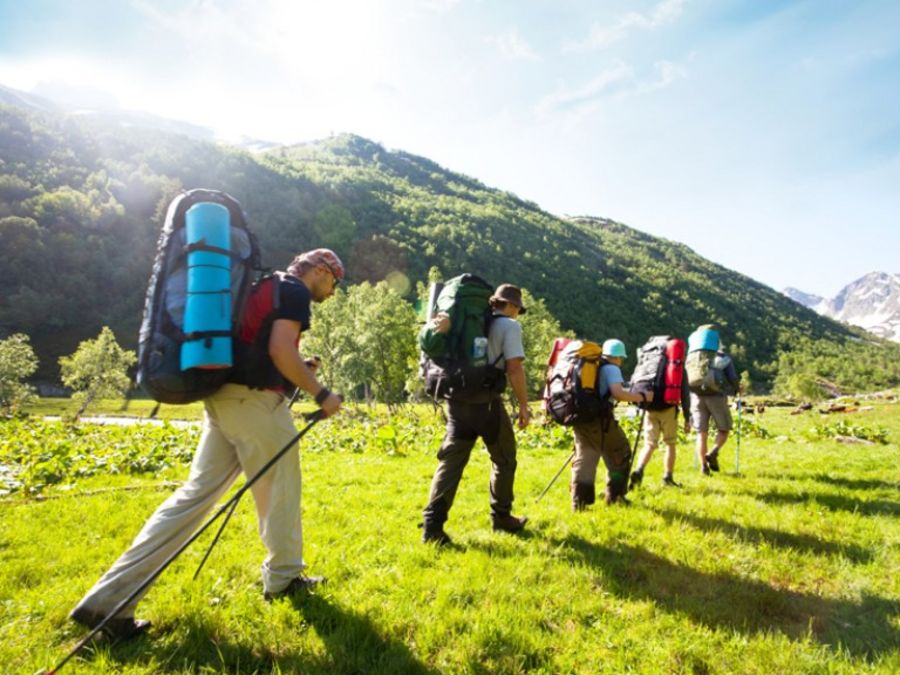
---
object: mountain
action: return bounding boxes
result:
[2,100,900,393]
[0,82,277,149]
[783,287,823,310]
[785,273,900,342]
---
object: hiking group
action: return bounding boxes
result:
[61,189,742,660]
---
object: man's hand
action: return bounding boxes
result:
[320,392,342,418]
[517,405,532,430]
[643,390,654,403]
[430,312,451,334]
[683,419,692,434]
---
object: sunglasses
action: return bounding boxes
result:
[322,262,341,286]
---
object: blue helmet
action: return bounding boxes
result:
[602,339,627,358]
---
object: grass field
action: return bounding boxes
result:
[1,396,898,673]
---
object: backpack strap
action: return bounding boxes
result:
[183,241,246,260]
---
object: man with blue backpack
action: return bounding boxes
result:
[419,279,531,545]
[70,246,345,640]
[685,325,741,475]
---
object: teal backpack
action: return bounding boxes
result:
[419,274,506,402]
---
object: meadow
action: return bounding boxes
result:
[1,395,898,674]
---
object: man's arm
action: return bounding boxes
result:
[609,381,651,405]
[269,318,341,416]
[505,357,531,429]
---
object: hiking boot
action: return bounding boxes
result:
[492,514,528,533]
[605,490,631,506]
[70,606,151,641]
[629,469,644,490]
[422,527,453,546]
[662,475,681,487]
[571,482,596,511]
[263,575,325,602]
[706,449,720,472]
[701,463,711,476]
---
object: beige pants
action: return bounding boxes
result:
[74,384,304,617]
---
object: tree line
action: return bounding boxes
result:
[3,104,900,396]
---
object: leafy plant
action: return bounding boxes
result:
[805,420,889,444]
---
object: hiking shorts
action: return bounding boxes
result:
[646,406,678,447]
[690,393,732,432]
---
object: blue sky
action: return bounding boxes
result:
[1,0,898,297]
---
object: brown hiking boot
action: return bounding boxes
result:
[492,514,528,533]
[70,606,151,641]
[264,575,326,602]
[707,449,720,472]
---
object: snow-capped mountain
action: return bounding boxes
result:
[784,272,900,342]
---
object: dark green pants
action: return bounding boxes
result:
[423,398,517,528]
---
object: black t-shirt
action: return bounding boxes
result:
[276,276,312,333]
[230,273,312,391]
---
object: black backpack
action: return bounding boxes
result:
[137,189,261,404]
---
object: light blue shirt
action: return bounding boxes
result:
[598,363,624,397]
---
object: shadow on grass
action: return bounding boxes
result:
[287,593,437,675]
[555,536,899,660]
[648,506,874,563]
[759,473,900,492]
[90,595,435,675]
[753,490,900,517]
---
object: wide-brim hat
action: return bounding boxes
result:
[490,283,527,314]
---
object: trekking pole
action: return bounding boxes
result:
[626,409,647,479]
[535,448,575,503]
[44,411,325,675]
[735,394,742,475]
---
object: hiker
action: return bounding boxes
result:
[421,283,531,545]
[571,339,651,509]
[70,249,344,639]
[685,325,741,475]
[629,337,691,488]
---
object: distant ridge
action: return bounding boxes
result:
[784,272,900,342]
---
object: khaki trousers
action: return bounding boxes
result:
[74,384,303,617]
[571,417,632,489]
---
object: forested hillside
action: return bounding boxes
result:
[2,103,899,392]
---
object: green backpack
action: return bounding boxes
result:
[686,350,731,395]
[419,274,506,402]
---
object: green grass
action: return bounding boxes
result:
[1,397,898,673]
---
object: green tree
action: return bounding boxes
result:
[59,326,136,420]
[304,283,418,405]
[0,333,39,414]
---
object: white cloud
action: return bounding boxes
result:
[486,28,541,62]
[563,0,686,52]
[535,59,687,123]
[536,62,632,115]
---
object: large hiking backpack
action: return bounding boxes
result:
[686,350,732,395]
[137,189,261,404]
[543,339,613,426]
[419,274,506,401]
[631,336,686,410]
